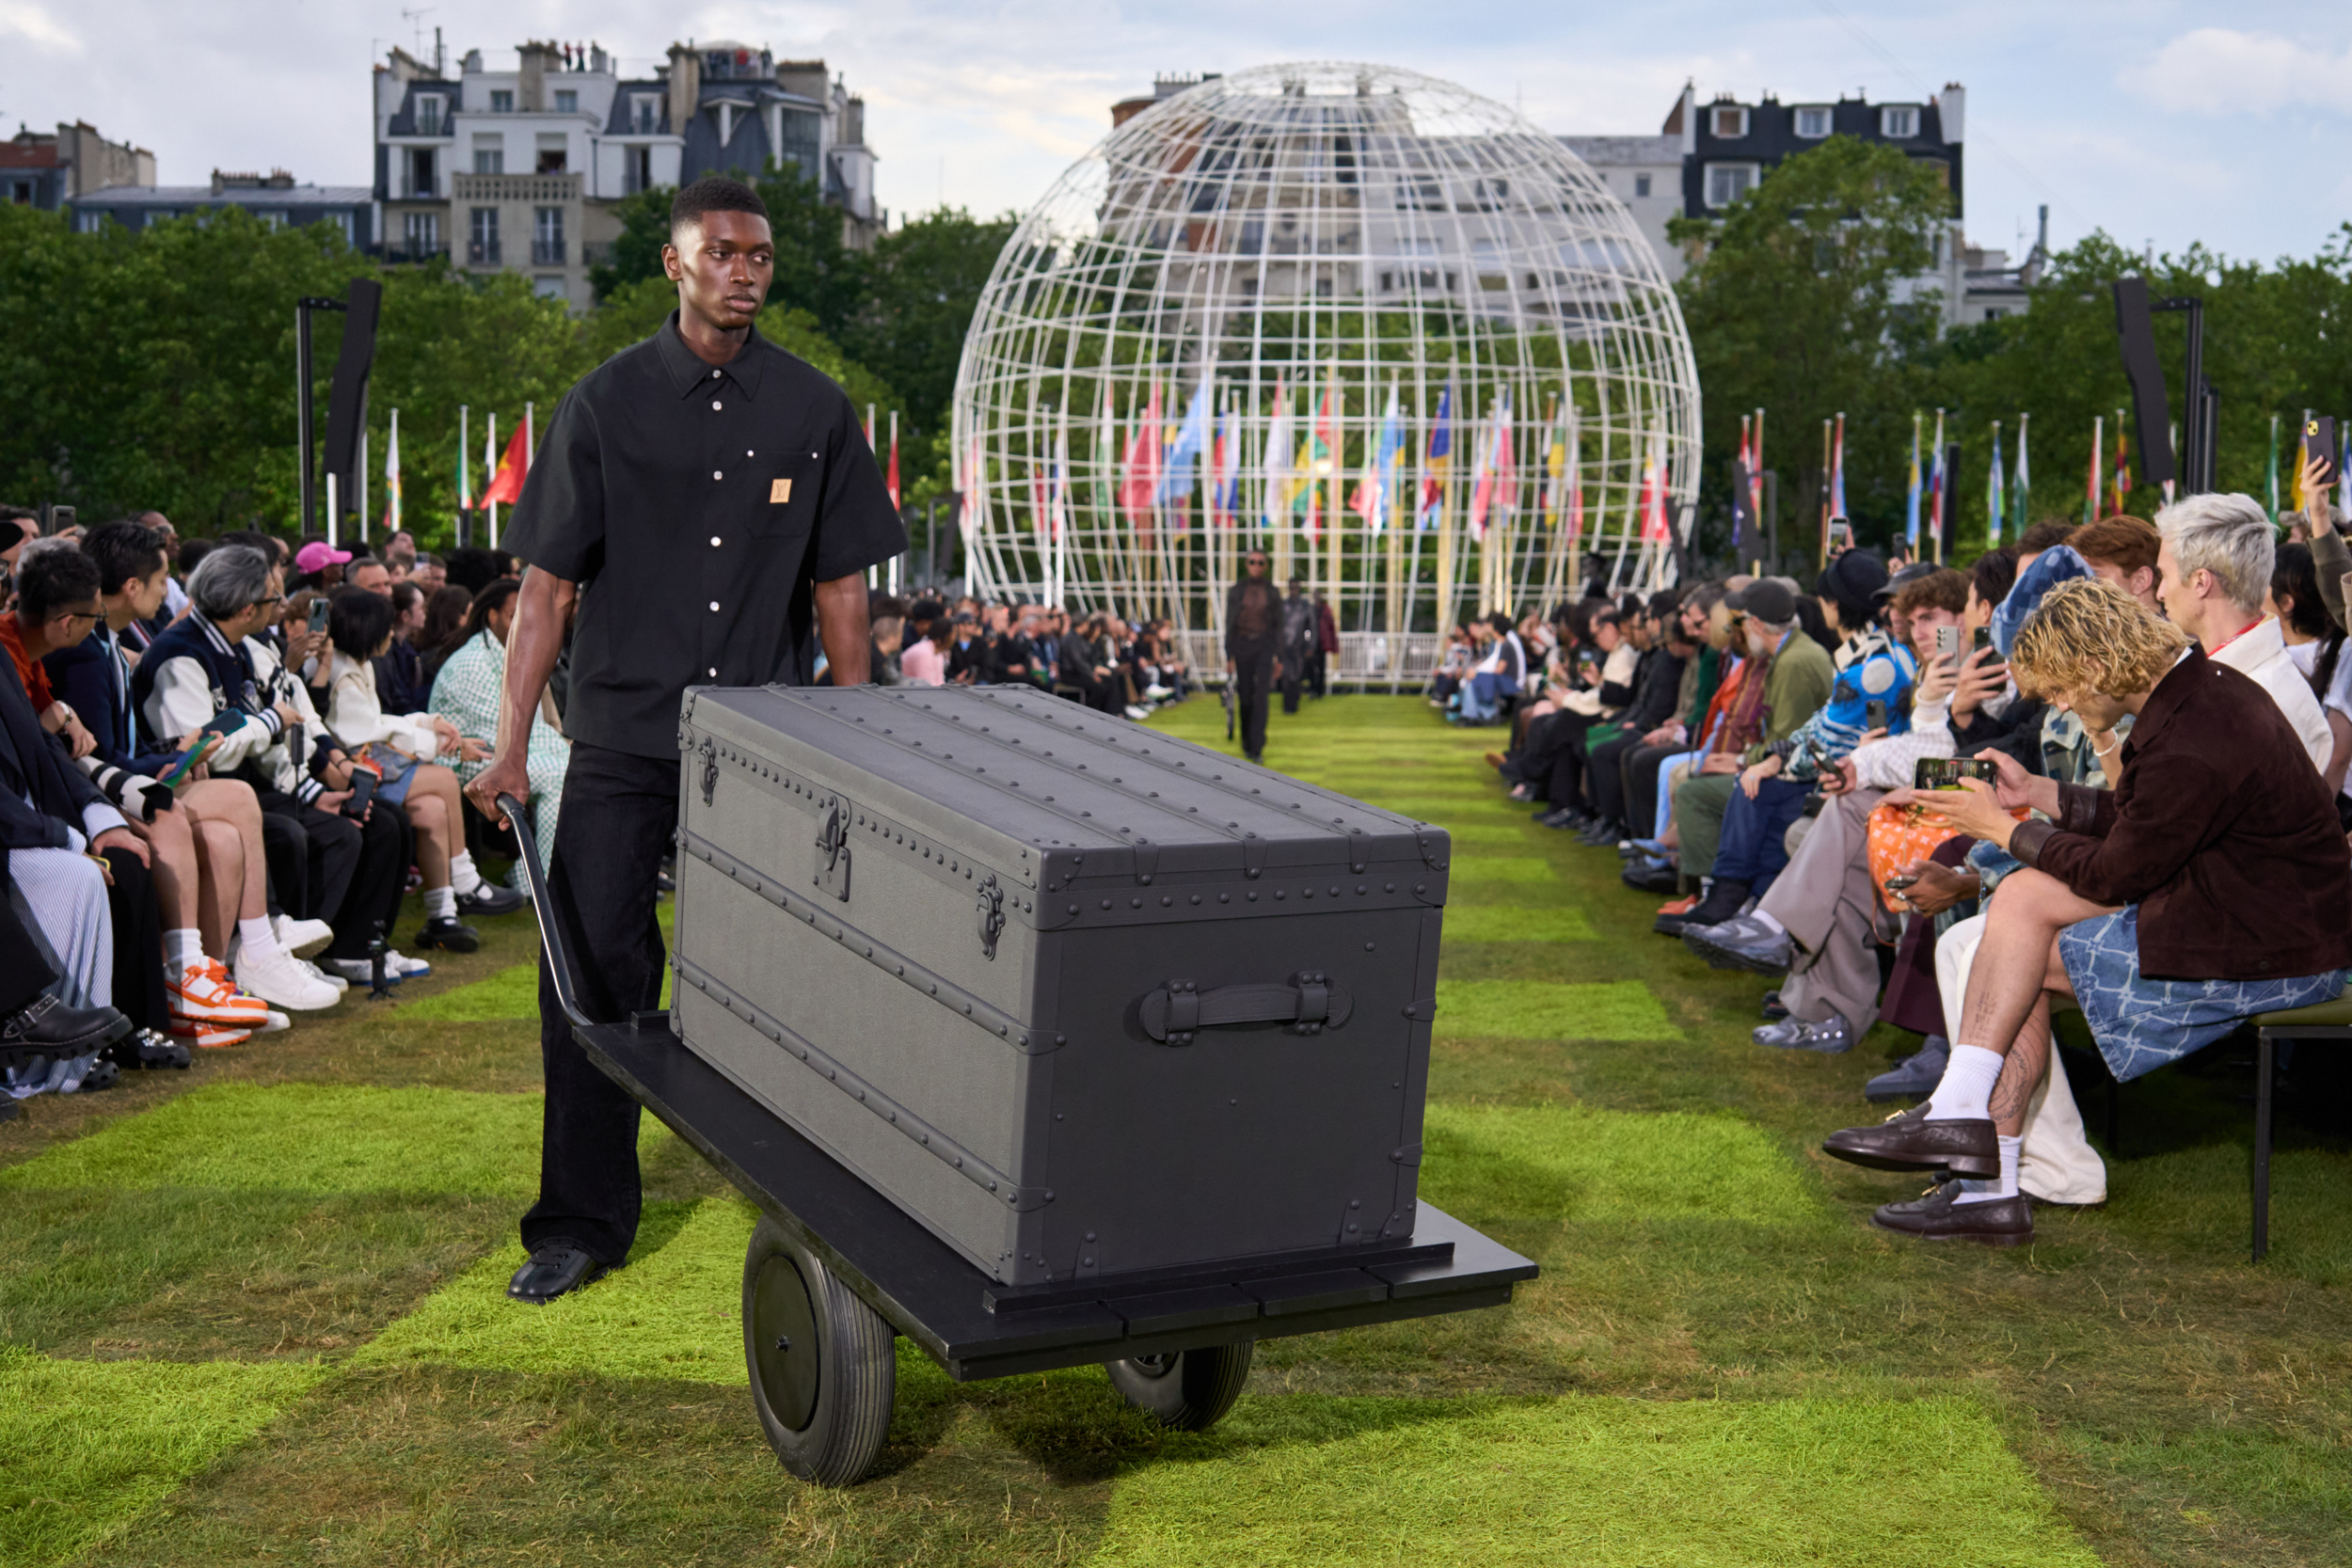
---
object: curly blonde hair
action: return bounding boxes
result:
[2007,577,2189,700]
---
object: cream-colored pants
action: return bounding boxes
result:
[1934,912,2108,1205]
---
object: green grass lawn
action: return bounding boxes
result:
[4,693,2348,1566]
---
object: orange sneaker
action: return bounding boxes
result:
[167,1018,253,1050]
[168,958,270,1026]
[1656,894,1700,917]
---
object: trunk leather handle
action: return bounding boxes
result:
[1140,972,1352,1044]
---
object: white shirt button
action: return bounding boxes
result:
[711,369,721,378]
[709,535,722,546]
[711,400,723,411]
[745,449,755,457]
[709,600,721,611]
[708,667,718,676]
[712,469,723,481]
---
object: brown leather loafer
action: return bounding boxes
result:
[1821,1103,1998,1177]
[1871,1181,2034,1247]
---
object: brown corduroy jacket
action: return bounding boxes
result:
[2010,648,2352,982]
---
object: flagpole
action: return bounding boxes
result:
[326,472,338,550]
[457,404,470,549]
[485,412,498,549]
[388,406,401,541]
[1819,418,1832,567]
[1751,407,1766,575]
[358,423,370,546]
[2088,415,2103,524]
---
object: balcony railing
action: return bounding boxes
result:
[468,239,501,265]
[531,238,565,265]
[451,171,580,203]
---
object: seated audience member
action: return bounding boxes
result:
[1567,589,1710,843]
[1455,612,1527,724]
[135,545,423,988]
[322,587,523,942]
[869,614,907,687]
[2270,541,2352,802]
[345,555,393,598]
[900,599,948,686]
[2154,492,2330,771]
[374,581,434,715]
[428,577,568,880]
[410,552,447,595]
[382,531,419,579]
[1671,552,1908,933]
[1821,578,2351,1245]
[43,524,329,1025]
[294,538,350,594]
[1660,578,1835,925]
[416,585,477,684]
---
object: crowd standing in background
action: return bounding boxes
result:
[1456,469,2352,1247]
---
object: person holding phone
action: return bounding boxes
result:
[1821,578,2351,1246]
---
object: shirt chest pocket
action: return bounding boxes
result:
[753,450,823,538]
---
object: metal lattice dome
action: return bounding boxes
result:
[950,61,1700,681]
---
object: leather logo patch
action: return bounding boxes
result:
[770,478,791,504]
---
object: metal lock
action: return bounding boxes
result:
[976,874,1005,960]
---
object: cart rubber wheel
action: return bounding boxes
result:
[1104,1340,1254,1431]
[742,1215,896,1486]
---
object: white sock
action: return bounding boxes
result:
[163,928,204,976]
[1924,1043,2006,1121]
[449,850,485,895]
[1751,909,1785,937]
[424,886,457,921]
[1952,1136,2024,1205]
[236,916,282,963]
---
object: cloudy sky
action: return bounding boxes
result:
[4,1,2344,264]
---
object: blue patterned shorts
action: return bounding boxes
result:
[2058,906,2345,1082]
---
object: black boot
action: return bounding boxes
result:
[1657,877,1747,937]
[2,992,133,1060]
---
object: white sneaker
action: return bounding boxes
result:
[257,1010,291,1034]
[272,914,336,956]
[233,944,343,1011]
[384,949,432,979]
[321,956,395,986]
[1124,704,1151,721]
[301,958,349,993]
[1144,684,1174,701]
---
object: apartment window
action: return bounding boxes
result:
[1983,308,2006,321]
[1633,173,1651,198]
[623,145,653,195]
[1704,163,1758,208]
[471,135,503,175]
[8,180,28,204]
[535,134,567,174]
[406,147,436,198]
[532,205,564,264]
[404,210,440,255]
[76,208,104,232]
[1881,105,1918,139]
[147,208,178,224]
[553,89,578,114]
[490,89,515,113]
[630,94,660,134]
[534,276,565,299]
[1710,104,1748,137]
[469,206,500,264]
[415,94,445,136]
[254,209,287,230]
[325,211,352,241]
[1795,106,1832,138]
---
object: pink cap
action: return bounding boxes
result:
[294,541,353,575]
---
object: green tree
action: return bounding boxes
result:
[836,207,1017,441]
[1668,136,1952,560]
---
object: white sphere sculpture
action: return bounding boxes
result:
[950,61,1700,682]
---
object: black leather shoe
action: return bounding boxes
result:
[455,881,528,917]
[1822,1103,1998,1178]
[1,992,134,1061]
[414,916,481,953]
[112,1027,193,1071]
[1871,1180,2034,1246]
[507,1241,610,1303]
[1622,861,1681,896]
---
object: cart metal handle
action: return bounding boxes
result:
[501,793,594,1032]
[1139,972,1354,1044]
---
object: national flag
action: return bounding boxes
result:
[1987,420,2006,543]
[1928,409,1947,546]
[1638,426,1671,542]
[1301,484,1321,545]
[2266,413,2281,524]
[455,414,470,514]
[2111,412,2131,516]
[1418,384,1452,530]
[1049,421,1071,541]
[1828,412,1847,522]
[1261,379,1295,530]
[1903,412,1921,551]
[1214,401,1242,526]
[2086,415,2103,524]
[1158,381,1211,505]
[958,435,982,544]
[886,412,901,511]
[478,418,531,508]
[1119,386,1163,522]
[2008,412,2029,545]
[1351,379,1404,532]
[1541,399,1568,530]
[1564,420,1585,556]
[1731,415,1754,556]
[1467,390,1513,541]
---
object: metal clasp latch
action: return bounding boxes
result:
[813,801,851,900]
[976,874,1005,960]
[699,738,719,806]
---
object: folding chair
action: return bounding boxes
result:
[2248,996,2352,1261]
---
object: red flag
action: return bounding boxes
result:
[477,419,531,508]
[886,421,901,510]
[1119,387,1163,522]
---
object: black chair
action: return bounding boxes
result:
[2247,997,2352,1261]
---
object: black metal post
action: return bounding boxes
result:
[2152,294,2207,494]
[1763,469,1778,575]
[295,295,346,537]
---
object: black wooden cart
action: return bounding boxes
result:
[502,796,1535,1485]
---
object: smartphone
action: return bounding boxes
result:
[341,768,379,820]
[307,598,329,634]
[1883,873,1920,893]
[1828,519,1854,551]
[1915,756,1996,790]
[1971,626,1993,657]
[1865,699,1887,730]
[1933,625,1961,659]
[2308,417,2339,487]
[158,733,216,791]
[42,503,74,536]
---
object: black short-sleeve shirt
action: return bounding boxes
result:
[502,310,907,759]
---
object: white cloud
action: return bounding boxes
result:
[2122,27,2352,116]
[0,0,82,53]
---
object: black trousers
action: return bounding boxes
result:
[1279,649,1307,713]
[1231,646,1274,757]
[1587,733,1642,829]
[1544,721,1603,816]
[255,792,410,961]
[98,846,170,1033]
[526,742,674,1266]
[0,849,57,1017]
